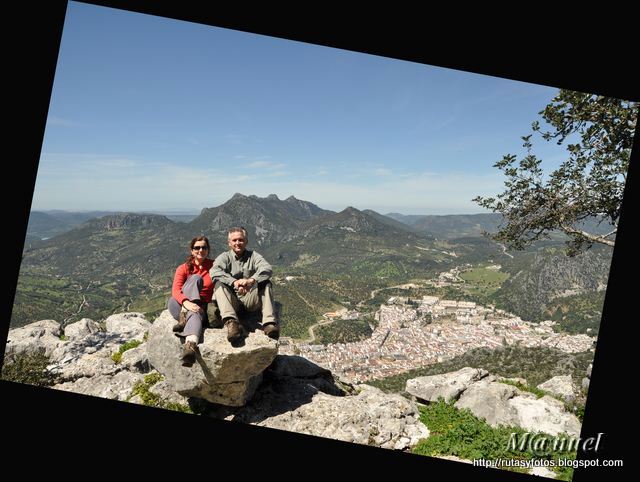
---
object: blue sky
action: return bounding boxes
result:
[34,1,572,215]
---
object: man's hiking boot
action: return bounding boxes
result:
[180,341,198,367]
[262,322,280,340]
[225,318,242,345]
[172,308,188,333]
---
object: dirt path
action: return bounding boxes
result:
[64,281,92,323]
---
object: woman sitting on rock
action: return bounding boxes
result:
[168,236,214,367]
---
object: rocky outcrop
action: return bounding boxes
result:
[536,375,576,402]
[120,345,149,372]
[3,314,153,398]
[208,355,428,450]
[456,378,521,428]
[582,363,593,393]
[146,311,278,406]
[509,395,581,437]
[4,320,65,358]
[244,383,428,449]
[51,351,120,382]
[46,315,151,382]
[5,314,430,452]
[406,367,488,403]
[90,213,173,231]
[104,313,151,341]
[55,371,145,401]
[406,367,581,437]
[64,318,101,340]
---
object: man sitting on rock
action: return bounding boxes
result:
[210,226,280,345]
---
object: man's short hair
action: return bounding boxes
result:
[228,226,248,239]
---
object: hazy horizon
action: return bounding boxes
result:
[31,192,505,217]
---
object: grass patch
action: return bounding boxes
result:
[1,352,59,386]
[111,339,143,364]
[499,380,546,398]
[128,372,192,414]
[414,399,576,480]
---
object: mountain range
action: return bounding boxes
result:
[386,212,502,239]
[387,212,616,241]
[13,194,613,338]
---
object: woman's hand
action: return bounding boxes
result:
[183,300,203,313]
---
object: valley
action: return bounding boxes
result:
[284,295,594,384]
[12,194,612,347]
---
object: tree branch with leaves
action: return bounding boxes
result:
[473,90,638,256]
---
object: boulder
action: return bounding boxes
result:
[405,367,489,403]
[193,355,429,450]
[456,379,521,427]
[54,371,145,401]
[64,318,101,340]
[105,312,151,341]
[146,310,278,406]
[537,375,576,402]
[4,320,64,358]
[510,395,581,437]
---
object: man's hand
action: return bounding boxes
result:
[233,278,255,295]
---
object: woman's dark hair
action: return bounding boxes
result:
[185,235,210,273]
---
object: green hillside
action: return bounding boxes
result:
[12,195,612,340]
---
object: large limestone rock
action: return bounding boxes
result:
[12,311,428,453]
[50,351,120,382]
[120,345,149,372]
[48,315,150,381]
[105,312,151,341]
[4,320,64,358]
[147,310,278,406]
[509,395,581,437]
[64,318,101,341]
[228,356,428,450]
[50,331,130,364]
[456,379,521,427]
[54,371,145,401]
[251,384,428,449]
[455,381,581,437]
[405,367,582,437]
[405,367,489,403]
[537,375,576,402]
[148,378,189,406]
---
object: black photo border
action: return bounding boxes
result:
[4,2,637,479]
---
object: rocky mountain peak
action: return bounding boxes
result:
[331,207,376,229]
[186,193,333,247]
[89,213,172,231]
